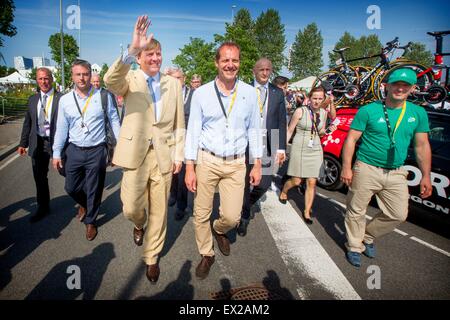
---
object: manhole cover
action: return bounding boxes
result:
[210,285,284,300]
[231,287,283,300]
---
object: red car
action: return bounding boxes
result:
[319,106,450,226]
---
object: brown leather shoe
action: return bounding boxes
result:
[146,263,160,284]
[212,228,230,256]
[133,227,145,246]
[86,224,97,241]
[195,255,215,280]
[77,206,86,222]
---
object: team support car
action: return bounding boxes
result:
[318,105,450,223]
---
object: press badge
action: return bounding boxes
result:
[308,139,314,148]
[43,121,50,136]
[81,122,89,134]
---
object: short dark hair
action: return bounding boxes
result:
[272,76,289,87]
[71,59,91,73]
[215,42,241,61]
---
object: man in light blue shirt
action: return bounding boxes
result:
[185,41,262,280]
[53,59,120,241]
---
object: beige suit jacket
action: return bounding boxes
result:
[104,58,185,173]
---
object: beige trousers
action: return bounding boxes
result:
[194,150,246,256]
[121,147,172,265]
[345,160,409,253]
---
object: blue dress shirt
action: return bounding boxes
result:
[53,87,121,158]
[185,79,263,161]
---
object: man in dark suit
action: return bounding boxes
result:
[238,58,287,236]
[18,67,62,222]
[167,67,194,220]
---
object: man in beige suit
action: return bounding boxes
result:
[104,15,185,283]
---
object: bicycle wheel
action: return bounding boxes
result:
[372,63,433,102]
[353,66,374,104]
[312,71,348,105]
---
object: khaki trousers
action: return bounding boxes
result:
[194,150,246,256]
[121,147,172,265]
[345,160,409,253]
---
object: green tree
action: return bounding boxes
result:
[48,32,79,88]
[253,9,286,75]
[172,37,216,83]
[0,66,16,77]
[358,35,382,67]
[232,8,253,30]
[215,14,259,83]
[0,0,17,47]
[27,67,37,81]
[328,32,382,68]
[403,42,433,67]
[289,23,323,81]
[99,63,109,85]
[328,32,358,68]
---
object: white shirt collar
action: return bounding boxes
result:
[41,88,54,98]
[254,79,268,90]
[142,70,160,83]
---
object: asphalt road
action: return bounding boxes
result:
[0,152,449,300]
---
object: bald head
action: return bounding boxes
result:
[253,58,273,85]
[91,73,101,89]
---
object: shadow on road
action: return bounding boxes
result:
[135,260,194,300]
[213,269,295,300]
[25,242,116,300]
[0,195,74,290]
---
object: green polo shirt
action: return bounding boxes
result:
[350,101,430,169]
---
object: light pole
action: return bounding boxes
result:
[231,5,237,22]
[60,0,65,92]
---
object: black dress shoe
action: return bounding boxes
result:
[30,206,49,223]
[237,218,249,237]
[278,196,287,204]
[146,263,160,284]
[133,227,145,246]
[302,211,313,225]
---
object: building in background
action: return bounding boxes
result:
[14,56,33,70]
[32,57,50,68]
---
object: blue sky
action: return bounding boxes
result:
[2,0,450,75]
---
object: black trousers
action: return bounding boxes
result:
[64,143,107,225]
[169,163,189,211]
[31,136,51,208]
[241,162,273,220]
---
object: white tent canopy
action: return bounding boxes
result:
[0,71,35,84]
[289,75,317,91]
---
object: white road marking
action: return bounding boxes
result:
[410,237,450,257]
[0,153,19,171]
[261,191,361,300]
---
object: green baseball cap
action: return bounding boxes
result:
[387,68,417,85]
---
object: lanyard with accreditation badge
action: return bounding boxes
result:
[73,87,95,134]
[382,101,406,148]
[39,92,54,136]
[214,80,238,128]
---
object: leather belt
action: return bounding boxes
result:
[71,142,106,150]
[201,148,244,161]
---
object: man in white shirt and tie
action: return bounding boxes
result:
[18,68,63,222]
[238,58,287,237]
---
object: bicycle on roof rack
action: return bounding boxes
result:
[375,30,450,106]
